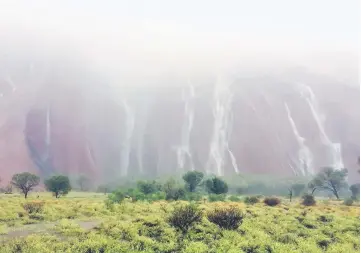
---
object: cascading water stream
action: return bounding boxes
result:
[299,84,344,170]
[176,81,195,172]
[284,102,313,175]
[120,99,135,177]
[207,76,238,176]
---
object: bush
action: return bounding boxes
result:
[208,194,226,202]
[22,201,45,214]
[263,197,281,206]
[344,198,354,206]
[168,204,202,233]
[137,180,161,195]
[228,195,241,202]
[302,194,316,206]
[207,206,244,230]
[165,187,186,201]
[205,177,228,194]
[244,196,260,205]
[107,189,126,204]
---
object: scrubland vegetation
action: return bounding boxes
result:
[0,167,359,252]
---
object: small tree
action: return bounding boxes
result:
[11,172,40,198]
[137,180,161,195]
[205,177,228,195]
[308,167,348,199]
[350,183,360,200]
[182,171,204,192]
[45,175,71,198]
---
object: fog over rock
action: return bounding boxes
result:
[0,1,359,184]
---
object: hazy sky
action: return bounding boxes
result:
[0,0,359,79]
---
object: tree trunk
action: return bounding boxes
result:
[311,188,317,195]
[333,189,339,199]
[24,191,28,199]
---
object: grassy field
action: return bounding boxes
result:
[0,192,359,253]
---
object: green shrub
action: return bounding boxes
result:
[208,194,226,202]
[168,204,202,233]
[244,196,260,205]
[228,195,241,202]
[22,201,45,214]
[302,194,316,206]
[107,189,126,204]
[207,206,244,230]
[344,198,354,206]
[185,192,203,202]
[263,197,281,206]
[205,177,228,194]
[165,187,186,201]
[137,180,161,195]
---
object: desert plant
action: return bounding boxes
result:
[11,172,40,198]
[205,177,228,195]
[182,171,204,192]
[22,201,45,214]
[44,175,71,198]
[207,206,244,230]
[263,197,281,206]
[302,194,316,206]
[168,204,202,233]
[344,198,354,206]
[244,196,260,205]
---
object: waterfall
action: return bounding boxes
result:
[207,76,238,176]
[44,105,51,161]
[299,84,344,170]
[284,102,313,175]
[176,81,195,172]
[120,99,135,177]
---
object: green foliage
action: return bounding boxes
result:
[163,178,186,201]
[228,195,241,202]
[207,206,244,230]
[244,196,260,205]
[107,189,126,204]
[302,194,316,206]
[185,192,202,202]
[344,198,354,206]
[0,192,359,252]
[308,167,348,199]
[263,197,281,206]
[11,172,40,198]
[166,187,186,201]
[208,194,226,202]
[350,183,360,200]
[182,171,204,192]
[137,180,161,195]
[44,175,72,198]
[168,204,202,233]
[205,177,228,194]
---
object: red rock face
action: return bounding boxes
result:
[0,59,359,184]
